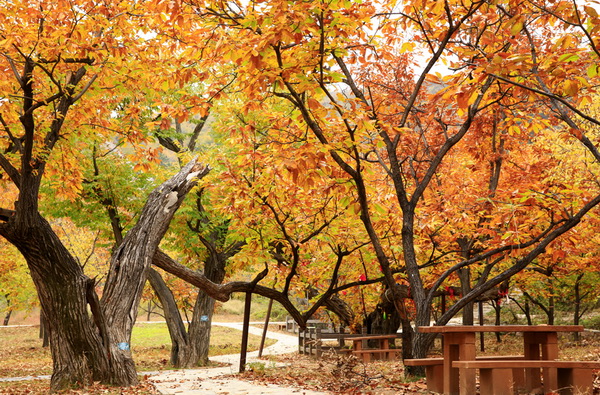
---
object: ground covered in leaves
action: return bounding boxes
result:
[236,331,600,394]
[2,326,600,394]
[238,353,431,394]
[0,378,160,394]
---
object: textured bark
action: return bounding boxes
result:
[179,248,228,367]
[184,291,216,366]
[40,309,49,347]
[101,159,209,384]
[1,217,113,391]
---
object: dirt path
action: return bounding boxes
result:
[148,322,329,394]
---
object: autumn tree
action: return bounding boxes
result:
[174,0,600,364]
[0,1,215,390]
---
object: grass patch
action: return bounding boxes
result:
[0,323,276,379]
[214,295,288,321]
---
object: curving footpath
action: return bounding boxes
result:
[148,322,329,394]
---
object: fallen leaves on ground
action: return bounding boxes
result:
[0,377,159,394]
[236,353,431,394]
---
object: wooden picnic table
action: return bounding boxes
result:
[416,325,584,395]
[350,334,401,363]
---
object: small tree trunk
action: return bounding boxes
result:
[573,274,583,342]
[3,310,11,326]
[458,267,474,325]
[457,238,474,325]
[147,268,190,367]
[548,280,555,325]
[185,291,217,366]
[493,301,502,342]
[146,300,152,322]
[524,300,532,325]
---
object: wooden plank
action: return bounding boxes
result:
[418,325,584,333]
[403,355,524,366]
[453,360,600,369]
[404,358,444,366]
[352,349,401,354]
[349,334,401,341]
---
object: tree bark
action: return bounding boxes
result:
[40,309,49,347]
[3,297,11,326]
[152,250,305,325]
[1,218,113,391]
[185,290,216,366]
[3,309,11,326]
[101,159,209,384]
[147,268,190,366]
[0,159,209,391]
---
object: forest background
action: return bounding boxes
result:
[2,0,600,391]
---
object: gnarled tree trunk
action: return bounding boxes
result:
[2,217,114,390]
[0,160,208,391]
[101,160,209,384]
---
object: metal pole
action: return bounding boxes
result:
[239,292,252,372]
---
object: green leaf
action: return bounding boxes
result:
[511,21,523,35]
[558,53,579,63]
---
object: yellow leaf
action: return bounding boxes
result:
[400,42,415,53]
[563,80,579,96]
[511,21,523,35]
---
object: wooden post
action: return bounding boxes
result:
[258,298,273,358]
[479,301,485,352]
[316,328,322,358]
[239,291,252,372]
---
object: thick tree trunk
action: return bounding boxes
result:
[101,159,209,384]
[1,218,114,391]
[0,160,208,391]
[178,251,227,367]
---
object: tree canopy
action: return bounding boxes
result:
[3,0,600,390]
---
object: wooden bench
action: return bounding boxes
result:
[349,334,402,363]
[404,355,525,394]
[452,360,600,395]
[404,358,444,393]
